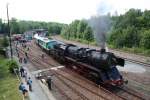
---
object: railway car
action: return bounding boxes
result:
[34,34,58,51]
[34,34,64,55]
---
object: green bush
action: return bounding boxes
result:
[142,49,150,55]
[0,48,7,57]
[7,60,19,74]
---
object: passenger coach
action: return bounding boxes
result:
[34,34,58,52]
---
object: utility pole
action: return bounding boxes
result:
[7,3,13,60]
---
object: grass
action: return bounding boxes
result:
[60,34,150,56]
[0,57,22,100]
[61,36,150,56]
[108,44,150,57]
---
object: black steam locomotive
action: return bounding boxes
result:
[51,43,125,86]
[34,35,126,86]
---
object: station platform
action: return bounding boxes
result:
[9,41,57,100]
[21,63,56,100]
[15,57,57,100]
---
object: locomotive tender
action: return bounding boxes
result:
[34,34,126,86]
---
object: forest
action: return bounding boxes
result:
[61,9,150,55]
[0,18,65,35]
[0,9,150,55]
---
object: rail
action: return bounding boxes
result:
[124,57,150,67]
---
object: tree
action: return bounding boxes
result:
[61,25,70,39]
[84,26,94,41]
[69,20,80,38]
[10,18,20,34]
[0,19,2,33]
[61,20,94,42]
[77,20,87,33]
[140,30,150,49]
[109,9,149,49]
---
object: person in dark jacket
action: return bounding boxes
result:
[24,57,27,64]
[20,66,24,77]
[19,57,23,63]
[41,54,45,60]
[46,76,52,90]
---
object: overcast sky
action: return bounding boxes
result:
[0,0,149,24]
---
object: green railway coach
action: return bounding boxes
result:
[34,34,58,50]
[39,39,58,50]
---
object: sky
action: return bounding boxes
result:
[0,0,150,24]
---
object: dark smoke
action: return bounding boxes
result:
[88,0,112,49]
[88,15,111,49]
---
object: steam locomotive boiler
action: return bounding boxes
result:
[52,43,125,86]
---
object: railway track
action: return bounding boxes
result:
[116,86,147,100]
[52,69,121,100]
[124,57,150,67]
[60,68,148,100]
[17,42,148,100]
[53,74,90,100]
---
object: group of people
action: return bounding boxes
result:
[16,41,29,64]
[15,39,33,97]
[19,57,27,64]
[19,66,33,97]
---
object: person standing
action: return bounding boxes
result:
[27,47,30,51]
[20,66,24,77]
[24,71,28,82]
[27,77,32,91]
[19,57,23,63]
[41,54,45,61]
[17,52,20,58]
[25,52,28,58]
[46,76,52,90]
[24,57,27,64]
